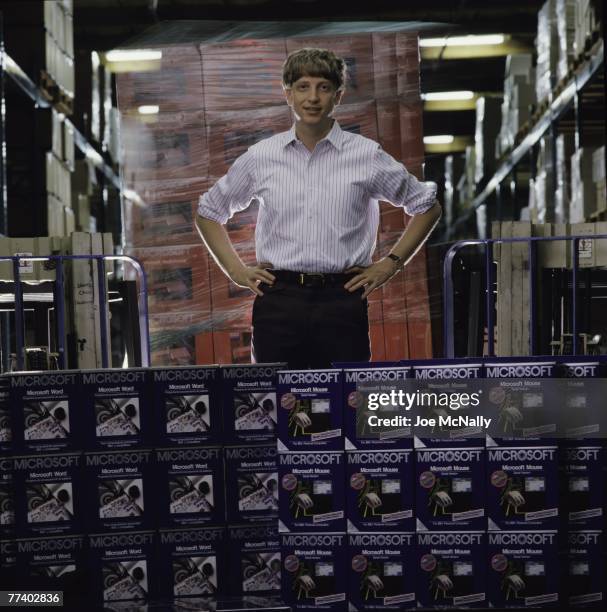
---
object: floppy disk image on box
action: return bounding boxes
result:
[225,445,277,524]
[222,364,285,445]
[346,449,413,532]
[565,531,604,608]
[278,452,345,532]
[280,532,346,610]
[8,371,81,453]
[277,370,343,451]
[84,449,155,532]
[12,452,83,536]
[341,364,411,450]
[416,531,486,608]
[156,446,224,528]
[15,533,87,596]
[415,446,486,531]
[487,531,559,608]
[157,526,225,599]
[487,445,559,531]
[559,445,604,529]
[152,366,221,447]
[347,532,416,610]
[82,369,151,450]
[227,524,281,596]
[88,530,156,602]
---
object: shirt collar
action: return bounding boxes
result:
[283,120,344,150]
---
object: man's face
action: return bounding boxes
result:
[285,75,343,127]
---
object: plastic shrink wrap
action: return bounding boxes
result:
[117,23,433,365]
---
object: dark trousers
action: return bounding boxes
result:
[251,277,371,369]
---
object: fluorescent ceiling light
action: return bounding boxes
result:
[106,49,162,62]
[420,34,505,48]
[424,135,455,145]
[422,90,475,101]
[138,105,160,115]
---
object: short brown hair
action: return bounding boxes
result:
[282,48,347,91]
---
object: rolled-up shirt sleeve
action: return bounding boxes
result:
[197,148,257,224]
[368,146,437,215]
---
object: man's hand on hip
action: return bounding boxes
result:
[230,264,276,297]
[344,258,400,299]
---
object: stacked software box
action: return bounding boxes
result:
[409,359,487,609]
[277,368,346,610]
[151,365,226,601]
[554,357,606,608]
[7,370,87,596]
[484,358,560,608]
[222,364,284,600]
[78,368,157,602]
[0,375,15,590]
[342,363,416,610]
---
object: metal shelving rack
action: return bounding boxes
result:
[446,38,605,239]
[0,17,149,370]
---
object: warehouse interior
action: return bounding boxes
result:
[0,1,605,610]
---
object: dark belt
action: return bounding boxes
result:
[270,269,356,288]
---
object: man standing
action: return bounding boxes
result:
[196,48,441,368]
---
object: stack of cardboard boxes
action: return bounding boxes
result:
[118,30,433,366]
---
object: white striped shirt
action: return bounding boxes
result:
[197,121,436,273]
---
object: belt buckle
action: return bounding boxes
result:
[300,273,325,288]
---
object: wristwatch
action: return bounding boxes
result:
[386,253,403,267]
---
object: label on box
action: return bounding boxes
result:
[82,369,150,450]
[0,457,14,533]
[559,445,604,529]
[84,450,155,532]
[488,531,559,608]
[227,523,281,595]
[484,359,556,447]
[565,531,604,607]
[280,532,347,611]
[410,360,484,448]
[346,449,414,532]
[151,366,221,447]
[157,526,225,599]
[222,363,285,445]
[12,452,82,536]
[0,537,16,588]
[278,452,345,532]
[15,533,87,593]
[415,446,486,531]
[342,365,412,450]
[0,377,12,454]
[88,530,155,602]
[487,446,559,531]
[416,531,486,608]
[225,445,277,524]
[348,532,416,610]
[277,369,343,451]
[8,371,80,453]
[155,446,224,528]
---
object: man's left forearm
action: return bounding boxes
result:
[344,201,441,298]
[388,201,442,267]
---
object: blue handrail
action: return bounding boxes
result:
[0,254,150,371]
